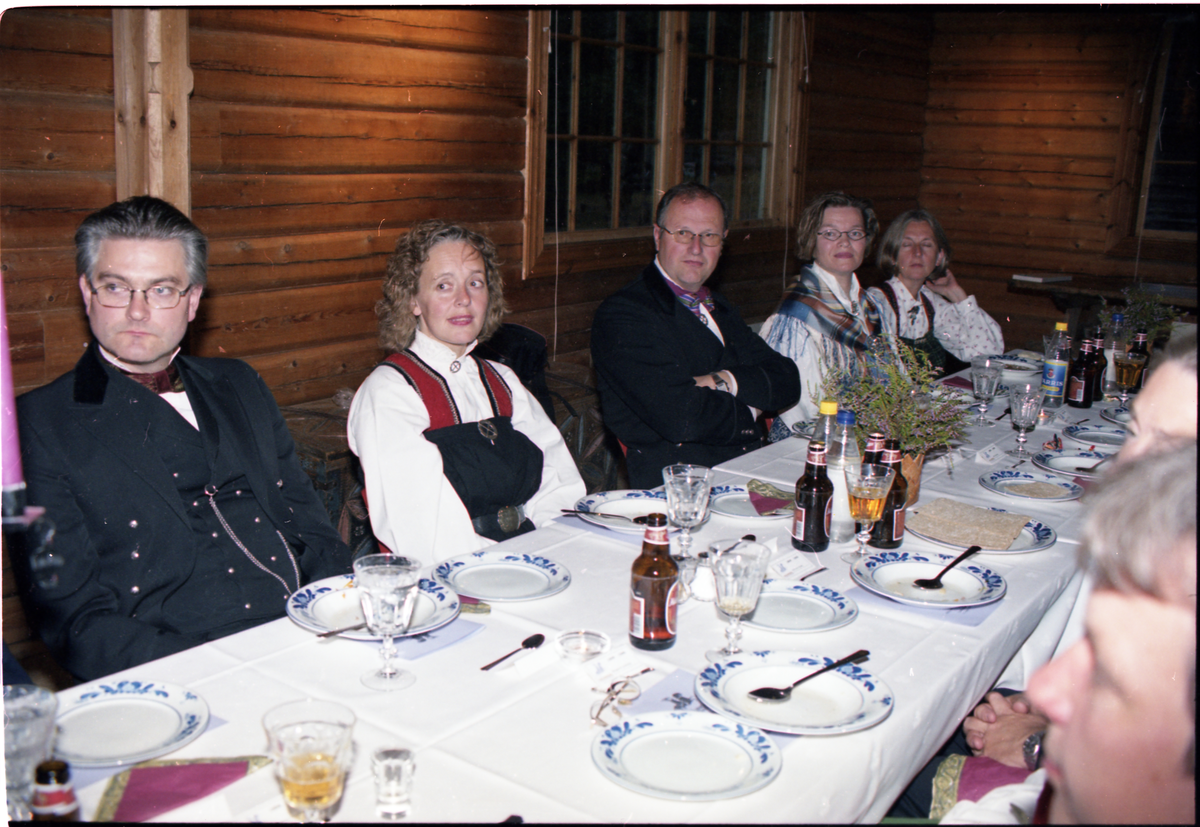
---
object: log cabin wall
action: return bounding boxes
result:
[921,12,1196,351]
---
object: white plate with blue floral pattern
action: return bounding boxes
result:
[979,469,1083,502]
[696,651,894,736]
[708,484,792,520]
[906,505,1057,553]
[433,550,570,601]
[1032,449,1112,481]
[1062,423,1126,447]
[54,680,209,767]
[742,580,858,633]
[287,574,460,640]
[850,551,1007,607]
[1100,406,1131,426]
[571,489,671,533]
[591,710,782,800]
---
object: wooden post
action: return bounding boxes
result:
[112,8,193,214]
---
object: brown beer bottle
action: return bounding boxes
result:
[30,760,79,821]
[1090,328,1108,402]
[868,439,909,549]
[1065,338,1094,409]
[629,513,678,650]
[863,431,887,464]
[792,441,834,552]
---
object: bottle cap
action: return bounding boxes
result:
[1055,321,1068,331]
[836,410,856,425]
[818,399,838,415]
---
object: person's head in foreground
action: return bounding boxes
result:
[1118,326,1197,462]
[1026,440,1196,823]
[378,220,507,356]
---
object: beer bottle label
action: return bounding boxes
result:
[629,592,645,638]
[665,581,679,635]
[1067,376,1086,402]
[791,505,806,540]
[893,506,906,537]
[824,498,833,534]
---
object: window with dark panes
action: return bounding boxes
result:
[1138,22,1197,238]
[684,11,775,222]
[545,9,661,234]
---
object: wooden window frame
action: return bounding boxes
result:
[522,10,806,280]
[1105,19,1196,264]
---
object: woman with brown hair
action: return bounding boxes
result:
[348,220,584,560]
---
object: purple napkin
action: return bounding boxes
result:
[748,489,791,516]
[941,376,973,390]
[97,756,271,822]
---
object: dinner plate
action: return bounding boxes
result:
[572,489,670,533]
[978,470,1083,502]
[287,574,460,640]
[433,550,570,601]
[1100,406,1131,425]
[790,420,816,438]
[1062,423,1126,447]
[695,651,894,736]
[591,710,781,801]
[742,580,858,633]
[850,551,1007,607]
[55,680,209,767]
[982,354,1042,383]
[1033,449,1113,481]
[906,505,1056,553]
[708,484,791,520]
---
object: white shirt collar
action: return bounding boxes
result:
[97,343,181,374]
[412,330,478,372]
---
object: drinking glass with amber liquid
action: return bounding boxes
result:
[839,464,895,563]
[263,699,356,823]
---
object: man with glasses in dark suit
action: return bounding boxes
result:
[14,196,350,681]
[591,182,799,488]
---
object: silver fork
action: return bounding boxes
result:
[798,566,827,582]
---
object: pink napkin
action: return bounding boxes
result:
[748,490,791,516]
[941,376,973,390]
[97,756,270,822]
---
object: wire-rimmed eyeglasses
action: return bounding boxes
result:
[658,226,725,248]
[589,678,643,727]
[90,283,194,310]
[815,228,868,242]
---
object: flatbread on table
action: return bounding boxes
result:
[1005,481,1068,499]
[907,498,1031,550]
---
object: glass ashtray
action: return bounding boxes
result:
[554,630,610,663]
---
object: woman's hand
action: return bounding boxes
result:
[924,267,969,304]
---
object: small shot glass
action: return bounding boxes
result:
[372,747,415,820]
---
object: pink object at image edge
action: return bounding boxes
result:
[1,273,26,489]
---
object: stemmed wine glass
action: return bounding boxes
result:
[839,464,896,563]
[354,553,421,691]
[1113,350,1148,406]
[969,356,1002,426]
[706,542,771,663]
[662,464,712,560]
[1006,382,1042,458]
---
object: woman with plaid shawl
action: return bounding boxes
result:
[760,192,882,438]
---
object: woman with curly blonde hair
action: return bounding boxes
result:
[348,220,583,560]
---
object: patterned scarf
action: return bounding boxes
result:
[662,278,715,317]
[120,361,185,394]
[775,265,880,358]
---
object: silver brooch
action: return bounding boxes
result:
[449,360,461,373]
[477,419,498,445]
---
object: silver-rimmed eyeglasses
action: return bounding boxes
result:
[816,228,868,242]
[658,226,725,247]
[589,679,643,726]
[90,282,194,309]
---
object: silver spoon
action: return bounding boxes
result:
[1074,454,1113,473]
[560,509,649,524]
[748,650,870,702]
[480,633,545,671]
[914,545,982,590]
[797,566,827,582]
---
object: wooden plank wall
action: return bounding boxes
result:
[922,12,1196,351]
[1,8,117,394]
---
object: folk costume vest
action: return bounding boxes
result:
[876,282,967,376]
[382,351,542,541]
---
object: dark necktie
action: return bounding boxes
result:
[121,361,185,394]
[678,289,715,317]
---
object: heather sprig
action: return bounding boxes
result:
[819,337,969,456]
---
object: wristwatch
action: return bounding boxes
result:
[710,373,730,393]
[1023,730,1045,771]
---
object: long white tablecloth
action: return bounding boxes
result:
[66,393,1115,823]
